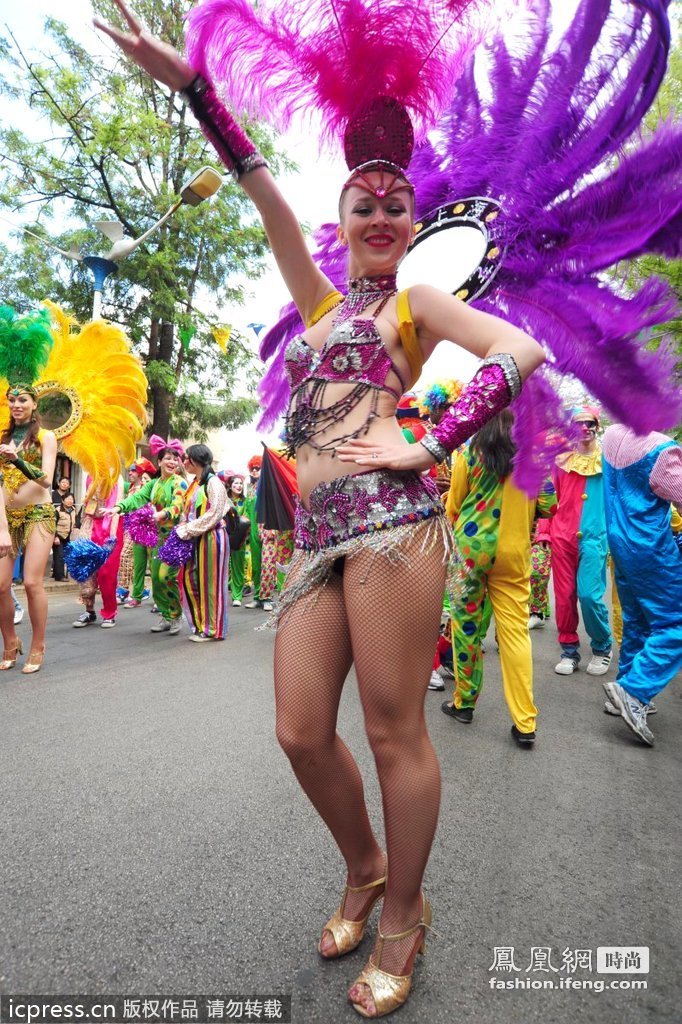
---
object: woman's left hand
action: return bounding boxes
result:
[336,439,437,473]
[175,524,188,540]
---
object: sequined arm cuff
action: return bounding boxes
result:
[420,354,522,458]
[182,75,268,181]
[14,458,46,482]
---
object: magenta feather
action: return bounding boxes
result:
[185,0,490,147]
[124,505,159,547]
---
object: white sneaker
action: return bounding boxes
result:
[188,633,212,643]
[554,656,579,675]
[13,607,24,625]
[262,600,273,612]
[604,697,657,716]
[586,652,612,676]
[150,619,171,633]
[232,599,241,607]
[428,670,445,691]
[528,614,544,630]
[168,618,182,635]
[101,619,115,628]
[603,681,654,746]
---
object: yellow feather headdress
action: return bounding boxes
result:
[0,302,148,499]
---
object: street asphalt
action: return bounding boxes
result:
[1,587,679,1024]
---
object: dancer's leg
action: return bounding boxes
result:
[274,565,384,952]
[344,527,446,990]
[22,526,54,650]
[0,552,17,652]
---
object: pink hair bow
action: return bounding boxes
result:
[149,434,185,458]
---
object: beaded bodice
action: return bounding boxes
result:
[283,308,406,458]
[0,429,43,498]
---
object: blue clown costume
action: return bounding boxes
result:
[602,425,682,746]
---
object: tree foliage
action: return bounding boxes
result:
[0,0,290,438]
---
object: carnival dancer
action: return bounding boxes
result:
[0,302,147,669]
[0,309,58,673]
[225,474,248,606]
[73,480,123,629]
[96,2,544,1017]
[118,459,155,606]
[601,425,682,747]
[243,455,264,609]
[551,407,613,676]
[112,437,188,635]
[176,444,229,641]
[441,412,556,743]
[528,517,552,629]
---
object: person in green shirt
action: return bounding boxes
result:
[112,444,188,633]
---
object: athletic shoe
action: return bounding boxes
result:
[232,599,242,607]
[436,663,455,680]
[511,724,536,746]
[428,670,445,691]
[141,589,150,602]
[244,600,264,609]
[604,698,657,716]
[116,588,128,605]
[262,600,274,612]
[528,614,545,630]
[586,652,613,676]
[101,619,115,628]
[150,619,171,633]
[554,656,579,675]
[188,633,212,643]
[441,701,473,724]
[73,611,97,628]
[13,607,24,625]
[124,598,141,608]
[150,604,159,614]
[603,681,654,746]
[168,618,182,636]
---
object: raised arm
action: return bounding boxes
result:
[94,0,333,323]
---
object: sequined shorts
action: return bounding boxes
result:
[7,503,56,556]
[273,470,455,624]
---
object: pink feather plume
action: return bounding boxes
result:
[185,0,492,147]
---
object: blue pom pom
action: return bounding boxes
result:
[64,538,116,583]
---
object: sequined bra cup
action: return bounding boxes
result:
[283,277,408,457]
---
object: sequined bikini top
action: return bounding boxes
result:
[283,276,421,458]
[0,428,45,497]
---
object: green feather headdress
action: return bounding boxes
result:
[0,305,54,395]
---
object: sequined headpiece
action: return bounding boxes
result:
[341,97,415,198]
[6,384,38,399]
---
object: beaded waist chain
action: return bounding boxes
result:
[295,469,444,552]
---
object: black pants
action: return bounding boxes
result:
[52,539,70,581]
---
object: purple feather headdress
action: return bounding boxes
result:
[256,0,682,492]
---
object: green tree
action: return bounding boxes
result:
[0,0,289,438]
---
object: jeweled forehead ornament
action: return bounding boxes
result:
[6,384,37,398]
[341,97,415,200]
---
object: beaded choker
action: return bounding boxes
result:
[334,274,398,323]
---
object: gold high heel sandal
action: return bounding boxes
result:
[318,872,387,959]
[22,645,45,675]
[349,897,432,1019]
[0,637,23,670]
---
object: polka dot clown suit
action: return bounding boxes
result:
[446,448,556,734]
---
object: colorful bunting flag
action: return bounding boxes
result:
[212,325,231,353]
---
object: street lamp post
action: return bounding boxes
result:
[87,166,223,318]
[1,166,223,319]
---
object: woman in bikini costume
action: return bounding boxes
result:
[96,1,544,1016]
[0,382,58,674]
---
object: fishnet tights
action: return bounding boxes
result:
[274,524,447,976]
